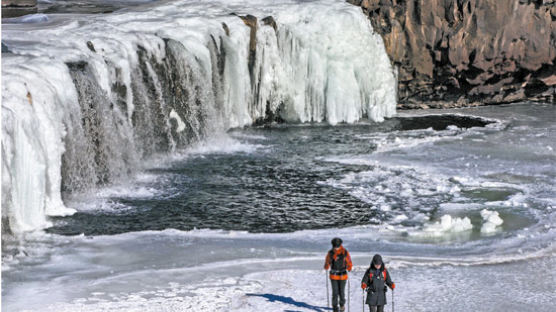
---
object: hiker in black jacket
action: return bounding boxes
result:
[361,254,395,312]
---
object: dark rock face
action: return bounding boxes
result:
[2,42,11,53]
[1,0,37,18]
[349,0,555,108]
[262,16,278,32]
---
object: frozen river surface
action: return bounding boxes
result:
[2,103,555,311]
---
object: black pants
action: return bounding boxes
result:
[369,305,384,312]
[330,279,346,310]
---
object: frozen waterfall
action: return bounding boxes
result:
[1,0,397,234]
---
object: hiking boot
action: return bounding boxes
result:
[340,306,345,312]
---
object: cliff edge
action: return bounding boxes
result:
[349,0,555,108]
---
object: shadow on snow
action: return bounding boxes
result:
[246,293,332,312]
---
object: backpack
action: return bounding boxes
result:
[329,250,347,272]
[369,269,387,280]
[368,268,388,292]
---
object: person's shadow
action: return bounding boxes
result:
[246,293,332,312]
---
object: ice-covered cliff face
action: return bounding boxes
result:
[1,0,397,234]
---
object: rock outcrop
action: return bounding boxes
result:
[2,0,37,18]
[349,0,555,108]
[238,14,259,81]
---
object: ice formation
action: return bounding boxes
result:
[421,215,473,236]
[480,209,504,233]
[1,0,397,234]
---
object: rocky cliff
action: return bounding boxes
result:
[349,0,555,108]
[2,0,37,18]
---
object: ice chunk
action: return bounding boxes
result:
[480,209,503,233]
[17,14,49,24]
[392,214,408,223]
[422,215,473,236]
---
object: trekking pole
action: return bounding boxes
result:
[348,274,351,312]
[326,270,330,308]
[392,289,394,312]
[362,289,365,312]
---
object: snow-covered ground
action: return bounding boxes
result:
[3,226,555,311]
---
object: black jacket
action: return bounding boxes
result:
[361,264,394,306]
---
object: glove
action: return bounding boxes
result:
[361,283,367,290]
[391,283,396,290]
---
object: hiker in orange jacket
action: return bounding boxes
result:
[324,237,353,312]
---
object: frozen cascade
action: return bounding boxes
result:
[1,0,397,235]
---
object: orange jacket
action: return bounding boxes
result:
[324,246,353,280]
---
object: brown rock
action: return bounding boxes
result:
[221,22,230,36]
[2,0,36,7]
[351,0,556,108]
[86,41,96,53]
[1,0,37,17]
[541,75,556,86]
[238,14,258,82]
[262,16,277,32]
[26,91,32,105]
[238,14,258,52]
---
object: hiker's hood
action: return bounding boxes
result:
[371,254,384,270]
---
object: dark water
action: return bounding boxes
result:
[37,0,161,14]
[47,115,493,235]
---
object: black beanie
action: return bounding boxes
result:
[371,254,383,266]
[331,237,343,248]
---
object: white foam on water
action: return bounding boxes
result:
[96,185,162,199]
[229,132,269,141]
[185,134,267,155]
[62,171,175,213]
